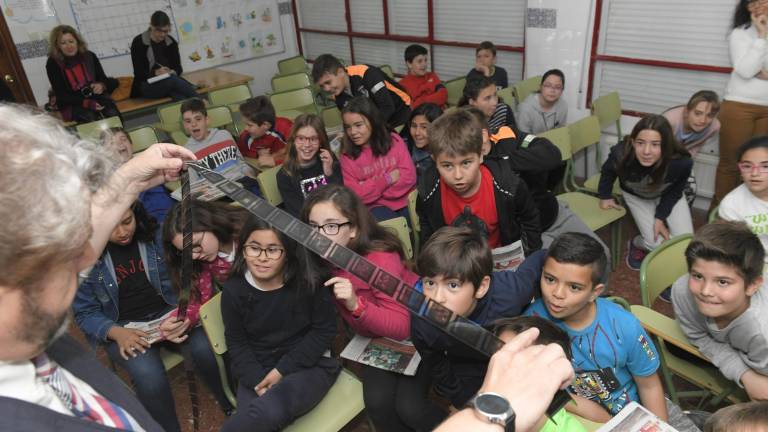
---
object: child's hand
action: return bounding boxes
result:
[319,148,334,177]
[599,198,622,210]
[90,82,106,95]
[752,13,768,38]
[255,368,283,396]
[160,317,190,343]
[474,62,490,77]
[257,153,276,168]
[653,218,670,242]
[388,168,400,184]
[108,326,151,360]
[325,276,359,312]
[742,369,768,401]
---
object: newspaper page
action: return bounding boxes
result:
[340,335,422,376]
[596,402,678,432]
[492,240,525,271]
[123,309,176,344]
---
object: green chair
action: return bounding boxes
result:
[512,75,542,106]
[591,91,623,138]
[276,109,305,121]
[380,216,413,260]
[567,115,613,195]
[155,99,190,133]
[630,233,749,407]
[127,125,159,153]
[208,84,252,112]
[379,64,394,79]
[278,55,309,75]
[497,86,514,107]
[270,87,318,116]
[444,76,466,107]
[271,72,312,93]
[199,293,366,432]
[708,205,719,223]
[407,189,420,254]
[257,165,283,207]
[207,105,239,136]
[321,106,342,131]
[170,130,188,145]
[76,116,123,140]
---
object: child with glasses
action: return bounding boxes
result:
[162,200,249,326]
[719,136,768,260]
[300,184,426,431]
[277,114,343,217]
[220,215,340,432]
[517,69,568,134]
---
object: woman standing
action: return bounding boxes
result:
[46,25,119,123]
[712,0,768,208]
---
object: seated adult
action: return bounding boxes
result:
[130,11,198,101]
[46,25,119,123]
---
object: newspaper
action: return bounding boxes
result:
[123,309,176,344]
[171,162,247,201]
[340,335,422,376]
[596,402,678,432]
[492,240,525,271]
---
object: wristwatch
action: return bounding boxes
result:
[468,392,516,431]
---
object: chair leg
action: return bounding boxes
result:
[655,341,680,405]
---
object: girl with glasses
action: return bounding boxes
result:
[517,69,568,134]
[301,185,444,431]
[220,216,340,432]
[277,114,343,217]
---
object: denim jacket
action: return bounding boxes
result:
[73,239,177,347]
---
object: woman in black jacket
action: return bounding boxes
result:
[130,11,198,100]
[46,25,119,123]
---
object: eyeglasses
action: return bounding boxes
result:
[243,245,285,259]
[542,83,563,91]
[295,135,320,145]
[310,221,351,235]
[737,162,768,174]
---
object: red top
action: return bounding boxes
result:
[440,165,500,248]
[169,255,232,326]
[333,250,418,341]
[236,116,293,162]
[398,72,448,108]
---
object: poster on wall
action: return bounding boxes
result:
[3,0,59,59]
[172,0,285,72]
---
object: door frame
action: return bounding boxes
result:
[0,12,37,104]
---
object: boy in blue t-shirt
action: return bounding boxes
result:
[524,232,667,423]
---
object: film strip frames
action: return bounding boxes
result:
[184,162,571,418]
[177,170,193,321]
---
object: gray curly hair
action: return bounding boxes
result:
[0,104,116,289]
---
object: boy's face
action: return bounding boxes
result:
[316,68,348,97]
[422,274,490,317]
[406,54,428,77]
[738,147,768,197]
[684,101,717,133]
[244,119,271,139]
[476,49,496,68]
[471,85,498,119]
[182,110,210,141]
[540,257,603,327]
[434,152,483,198]
[688,258,761,325]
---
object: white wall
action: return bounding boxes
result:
[17,0,300,106]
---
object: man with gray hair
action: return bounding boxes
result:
[0,104,195,431]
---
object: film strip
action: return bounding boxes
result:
[177,170,193,321]
[184,161,570,419]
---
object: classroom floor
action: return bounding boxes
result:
[66,207,711,432]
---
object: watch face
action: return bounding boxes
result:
[476,393,510,415]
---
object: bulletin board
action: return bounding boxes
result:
[68,0,284,72]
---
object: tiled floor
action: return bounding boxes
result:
[67,208,711,431]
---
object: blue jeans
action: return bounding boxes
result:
[105,326,232,432]
[139,75,198,101]
[370,205,411,225]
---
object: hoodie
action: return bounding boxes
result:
[516,93,568,135]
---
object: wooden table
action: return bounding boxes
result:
[116,68,253,116]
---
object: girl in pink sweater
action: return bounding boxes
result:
[301,184,430,431]
[340,96,417,222]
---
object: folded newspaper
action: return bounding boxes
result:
[123,309,176,344]
[596,402,678,432]
[492,240,525,271]
[340,335,422,376]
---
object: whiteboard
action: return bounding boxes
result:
[69,0,284,72]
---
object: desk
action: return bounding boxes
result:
[116,68,253,116]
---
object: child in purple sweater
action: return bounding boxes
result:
[340,96,417,222]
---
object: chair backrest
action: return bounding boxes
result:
[379,64,394,79]
[75,116,123,140]
[379,216,413,260]
[444,76,466,107]
[639,234,693,307]
[200,292,227,355]
[278,55,309,75]
[321,106,342,130]
[538,126,571,162]
[512,75,542,105]
[156,100,190,132]
[208,84,252,108]
[127,126,159,153]
[270,87,317,115]
[257,165,283,206]
[170,130,188,145]
[568,115,601,155]
[276,109,304,121]
[591,91,623,137]
[497,86,514,106]
[708,205,719,223]
[207,105,238,136]
[272,72,312,93]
